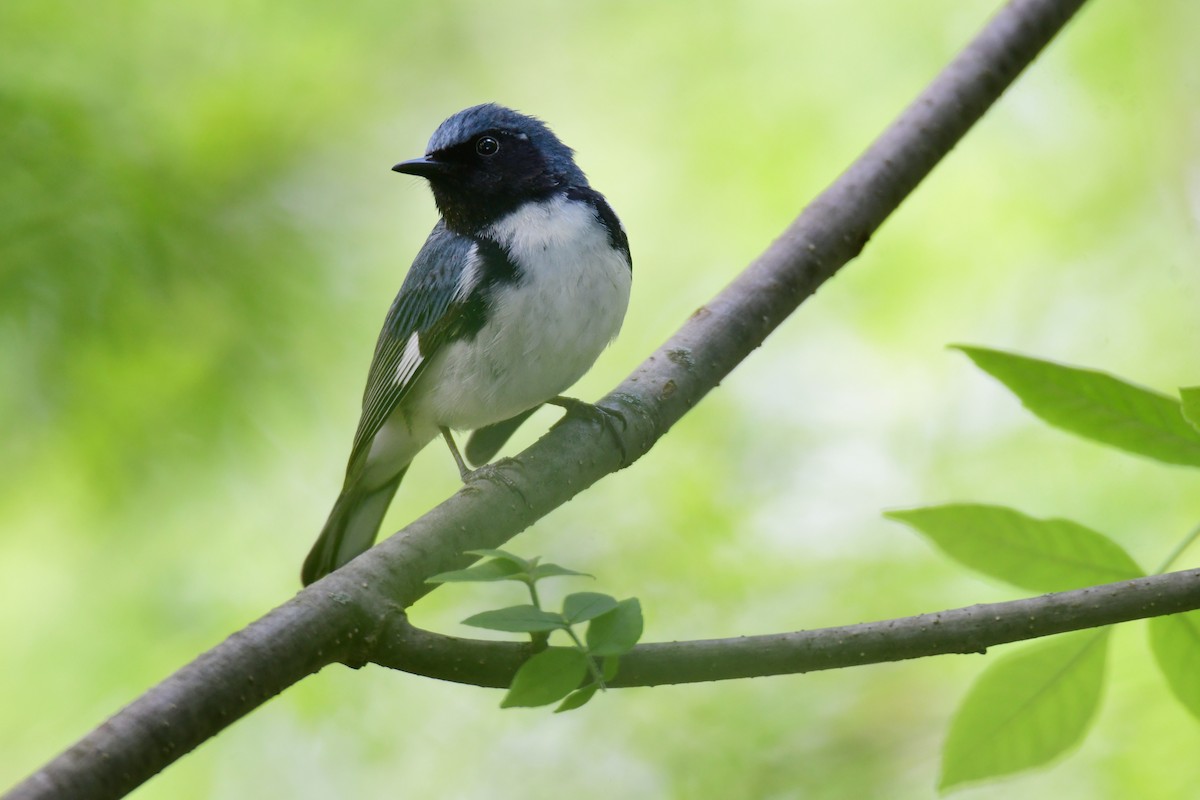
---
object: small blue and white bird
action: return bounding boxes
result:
[301,104,632,585]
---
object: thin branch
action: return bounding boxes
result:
[5,1,1091,798]
[374,570,1200,688]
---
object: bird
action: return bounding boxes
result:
[301,103,632,586]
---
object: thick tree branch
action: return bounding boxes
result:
[374,570,1200,687]
[7,1,1092,798]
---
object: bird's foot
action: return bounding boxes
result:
[466,460,533,507]
[442,427,532,506]
[544,396,629,465]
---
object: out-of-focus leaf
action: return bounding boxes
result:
[886,505,1143,592]
[464,549,532,570]
[528,563,593,581]
[433,552,590,585]
[586,598,644,656]
[1149,610,1200,722]
[941,630,1110,791]
[955,346,1200,467]
[555,684,600,713]
[501,648,588,708]
[1181,387,1200,433]
[427,560,524,584]
[562,592,619,624]
[462,605,565,633]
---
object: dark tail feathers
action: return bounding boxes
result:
[301,470,405,586]
[464,406,540,467]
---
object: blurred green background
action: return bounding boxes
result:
[3,0,1199,797]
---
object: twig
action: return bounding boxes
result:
[373,570,1200,687]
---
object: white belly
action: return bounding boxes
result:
[410,195,631,431]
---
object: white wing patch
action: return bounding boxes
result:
[394,331,423,388]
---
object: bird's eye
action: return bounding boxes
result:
[475,136,500,156]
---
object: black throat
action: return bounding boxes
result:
[430,180,563,236]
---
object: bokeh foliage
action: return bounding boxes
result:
[2,1,1199,797]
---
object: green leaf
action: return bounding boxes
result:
[586,598,644,656]
[886,504,1144,592]
[1149,610,1200,722]
[601,656,621,682]
[464,548,532,570]
[941,630,1109,790]
[954,345,1200,467]
[528,563,593,581]
[501,648,589,708]
[427,559,524,584]
[462,605,566,633]
[1181,387,1200,433]
[562,592,619,624]
[554,684,600,713]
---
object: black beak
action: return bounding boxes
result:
[392,156,450,178]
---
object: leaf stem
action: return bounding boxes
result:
[523,581,549,649]
[565,626,606,688]
[1156,522,1200,574]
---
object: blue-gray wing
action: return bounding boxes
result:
[343,221,486,482]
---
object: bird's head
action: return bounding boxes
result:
[393,104,588,234]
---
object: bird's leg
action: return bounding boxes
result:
[439,427,473,482]
[544,396,628,464]
[441,426,532,507]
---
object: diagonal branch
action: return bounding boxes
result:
[373,569,1200,688]
[6,1,1092,799]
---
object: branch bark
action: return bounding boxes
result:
[373,570,1200,687]
[7,0,1094,798]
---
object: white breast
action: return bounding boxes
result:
[412,194,632,431]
